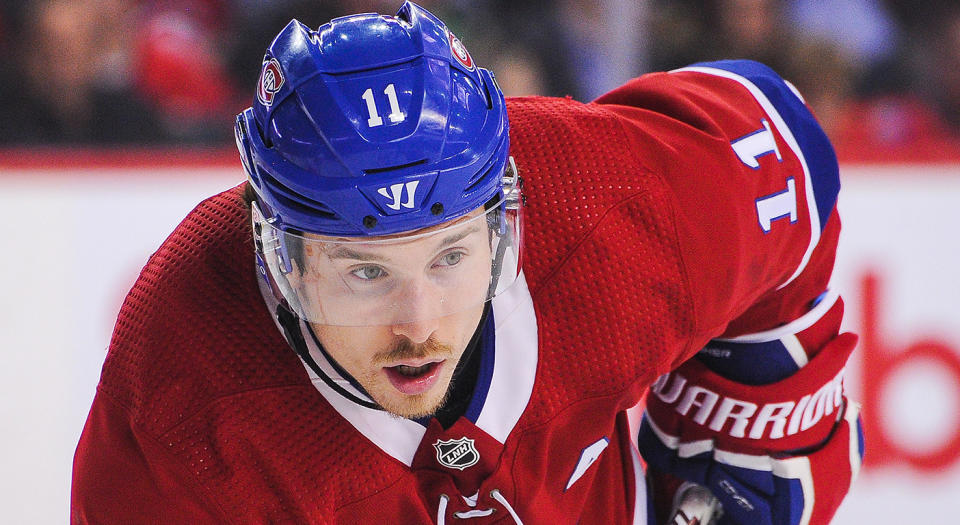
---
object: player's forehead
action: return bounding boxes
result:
[303,205,488,245]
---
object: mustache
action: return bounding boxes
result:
[373,337,454,365]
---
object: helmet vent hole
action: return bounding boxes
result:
[363,215,378,229]
[362,158,428,175]
[431,203,444,216]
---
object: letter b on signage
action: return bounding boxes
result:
[860,272,960,472]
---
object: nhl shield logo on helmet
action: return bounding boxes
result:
[257,58,285,106]
[433,437,480,470]
[447,30,475,71]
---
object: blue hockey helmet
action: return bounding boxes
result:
[236,2,522,326]
[236,1,510,237]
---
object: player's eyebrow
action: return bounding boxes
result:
[327,246,389,262]
[327,224,482,261]
[437,224,482,248]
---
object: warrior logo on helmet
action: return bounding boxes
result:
[257,58,285,106]
[447,30,474,71]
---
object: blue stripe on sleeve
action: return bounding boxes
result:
[689,59,840,231]
[696,338,802,385]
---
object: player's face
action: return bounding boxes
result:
[311,304,485,418]
[301,210,492,418]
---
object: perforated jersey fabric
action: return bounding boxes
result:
[72,60,844,524]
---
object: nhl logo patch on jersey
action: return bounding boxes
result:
[433,437,479,470]
[257,58,285,106]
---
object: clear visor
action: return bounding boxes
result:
[253,193,522,327]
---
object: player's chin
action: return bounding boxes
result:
[377,389,450,420]
[375,367,453,419]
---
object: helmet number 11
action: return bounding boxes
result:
[362,84,405,127]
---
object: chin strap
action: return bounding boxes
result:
[275,301,382,410]
[487,156,523,299]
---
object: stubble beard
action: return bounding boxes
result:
[379,384,453,420]
[369,337,459,419]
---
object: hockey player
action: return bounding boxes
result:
[72,3,863,524]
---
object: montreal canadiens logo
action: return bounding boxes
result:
[433,437,480,470]
[447,31,474,71]
[257,58,285,106]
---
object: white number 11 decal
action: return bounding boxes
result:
[731,119,798,233]
[362,84,405,127]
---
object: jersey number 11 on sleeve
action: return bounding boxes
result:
[731,119,799,234]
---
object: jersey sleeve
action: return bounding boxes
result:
[594,59,842,356]
[72,389,228,524]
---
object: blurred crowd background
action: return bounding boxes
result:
[4,0,960,160]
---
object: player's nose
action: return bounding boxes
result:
[389,279,442,344]
[391,317,439,344]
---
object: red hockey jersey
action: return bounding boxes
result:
[72,61,844,524]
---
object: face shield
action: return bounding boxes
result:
[253,171,522,327]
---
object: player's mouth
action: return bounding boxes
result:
[383,359,445,395]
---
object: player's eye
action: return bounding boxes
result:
[350,265,386,280]
[435,251,464,268]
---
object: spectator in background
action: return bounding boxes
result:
[712,0,792,72]
[0,0,168,144]
[642,0,960,160]
[647,0,847,126]
[8,0,960,156]
[0,0,596,145]
[552,0,647,101]
[921,6,960,133]
[133,0,242,143]
[646,0,797,77]
[0,0,284,145]
[780,38,857,140]
[225,0,560,98]
[823,2,960,160]
[486,47,549,97]
[785,0,900,75]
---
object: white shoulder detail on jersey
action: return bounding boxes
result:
[566,437,610,490]
[671,66,821,290]
[475,270,538,443]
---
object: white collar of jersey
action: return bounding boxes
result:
[257,270,539,466]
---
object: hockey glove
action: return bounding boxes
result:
[639,332,864,525]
